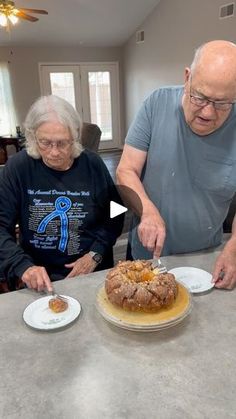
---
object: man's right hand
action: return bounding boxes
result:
[116,144,166,257]
[21,266,53,292]
[138,209,166,257]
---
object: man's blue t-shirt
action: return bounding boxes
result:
[126,86,236,258]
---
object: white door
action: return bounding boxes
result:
[39,62,121,150]
[39,65,82,116]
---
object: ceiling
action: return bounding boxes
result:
[0,0,161,47]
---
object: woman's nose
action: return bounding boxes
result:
[49,144,61,154]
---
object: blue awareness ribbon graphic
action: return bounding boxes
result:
[37,196,72,252]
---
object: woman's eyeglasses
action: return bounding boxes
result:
[36,139,73,150]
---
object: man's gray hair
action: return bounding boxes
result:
[190,44,205,74]
[24,95,83,159]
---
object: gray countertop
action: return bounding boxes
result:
[1,242,236,419]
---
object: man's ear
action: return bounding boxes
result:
[184,67,191,83]
[183,68,191,94]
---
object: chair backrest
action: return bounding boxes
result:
[80,122,102,152]
[0,137,20,164]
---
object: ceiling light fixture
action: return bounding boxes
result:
[0,1,19,28]
[0,0,48,30]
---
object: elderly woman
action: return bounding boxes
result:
[0,95,123,292]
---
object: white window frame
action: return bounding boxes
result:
[39,62,121,150]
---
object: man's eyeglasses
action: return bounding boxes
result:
[36,139,73,150]
[189,80,235,111]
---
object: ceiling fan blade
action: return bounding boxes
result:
[15,11,39,22]
[19,8,48,15]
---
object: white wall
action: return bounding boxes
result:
[123,0,236,130]
[2,0,236,143]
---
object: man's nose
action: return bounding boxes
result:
[201,102,216,116]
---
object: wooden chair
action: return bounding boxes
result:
[80,122,102,152]
[0,137,21,164]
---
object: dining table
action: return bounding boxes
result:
[0,240,236,419]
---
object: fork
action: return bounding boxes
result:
[41,287,67,302]
[152,258,168,274]
[50,288,68,302]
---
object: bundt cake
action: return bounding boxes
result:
[105,260,178,312]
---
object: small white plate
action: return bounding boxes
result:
[23,295,81,331]
[169,267,214,294]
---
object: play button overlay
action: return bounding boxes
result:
[96,184,142,233]
[111,185,143,233]
[110,201,127,218]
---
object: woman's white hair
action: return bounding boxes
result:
[24,95,83,159]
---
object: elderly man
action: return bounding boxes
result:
[117,40,236,290]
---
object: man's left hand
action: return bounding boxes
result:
[212,247,236,289]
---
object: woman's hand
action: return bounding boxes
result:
[21,266,53,292]
[64,253,97,278]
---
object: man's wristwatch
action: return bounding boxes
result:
[89,251,103,265]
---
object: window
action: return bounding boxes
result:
[39,62,121,150]
[0,62,17,135]
[88,71,112,141]
[50,72,76,108]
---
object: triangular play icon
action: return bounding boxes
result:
[110,200,127,219]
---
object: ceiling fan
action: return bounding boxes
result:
[0,0,48,27]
